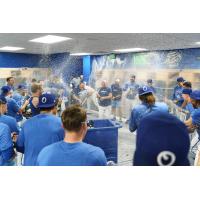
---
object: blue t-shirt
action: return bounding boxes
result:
[172,85,184,106]
[0,123,15,166]
[98,87,112,107]
[6,97,21,121]
[29,97,40,117]
[111,84,122,100]
[129,102,169,132]
[123,82,139,99]
[16,114,64,166]
[0,114,19,134]
[12,92,24,122]
[37,141,107,166]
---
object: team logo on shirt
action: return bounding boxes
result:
[143,86,148,91]
[157,151,176,166]
[42,97,47,103]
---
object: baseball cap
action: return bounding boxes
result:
[0,95,7,104]
[138,85,153,96]
[38,93,56,108]
[17,84,27,90]
[177,77,185,82]
[134,111,190,166]
[190,90,200,100]
[182,88,192,95]
[147,79,153,83]
[1,86,11,94]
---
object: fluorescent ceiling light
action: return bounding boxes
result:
[195,42,200,45]
[114,48,148,53]
[0,46,25,51]
[70,53,91,56]
[29,35,72,44]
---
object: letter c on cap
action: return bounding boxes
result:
[157,151,176,166]
[42,97,47,103]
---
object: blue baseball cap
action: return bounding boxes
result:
[0,95,7,104]
[1,86,11,94]
[190,90,200,100]
[17,84,27,90]
[177,77,185,82]
[38,93,56,108]
[138,86,153,96]
[134,111,190,166]
[182,88,192,95]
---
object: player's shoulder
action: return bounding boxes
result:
[82,142,105,155]
[2,114,16,123]
[134,104,147,110]
[39,141,62,156]
[0,122,10,136]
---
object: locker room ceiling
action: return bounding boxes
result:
[1,33,200,55]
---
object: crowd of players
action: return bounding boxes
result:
[0,74,200,166]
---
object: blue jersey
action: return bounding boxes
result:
[16,114,64,166]
[12,92,24,122]
[29,97,40,117]
[12,92,24,107]
[123,82,139,99]
[129,102,169,132]
[37,141,107,166]
[0,123,15,166]
[0,114,19,134]
[172,85,184,106]
[185,103,195,114]
[191,108,200,138]
[111,84,122,100]
[6,97,21,121]
[98,87,112,107]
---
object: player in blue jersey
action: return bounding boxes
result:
[172,77,185,107]
[16,93,64,166]
[37,105,107,166]
[0,123,16,166]
[129,85,168,133]
[0,95,19,135]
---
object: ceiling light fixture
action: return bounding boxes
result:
[113,48,148,53]
[0,46,25,51]
[70,53,91,56]
[29,35,72,44]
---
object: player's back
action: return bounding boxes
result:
[18,114,64,165]
[37,141,107,166]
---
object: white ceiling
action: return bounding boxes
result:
[0,33,200,54]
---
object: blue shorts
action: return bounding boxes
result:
[112,100,121,108]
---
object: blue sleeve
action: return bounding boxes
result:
[192,111,200,127]
[108,87,112,94]
[11,100,20,113]
[36,148,48,166]
[11,118,20,134]
[129,109,138,132]
[88,149,107,166]
[0,126,14,162]
[16,126,25,153]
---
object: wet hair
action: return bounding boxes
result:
[31,84,42,93]
[31,78,37,83]
[183,81,192,89]
[139,93,155,106]
[6,77,14,82]
[61,105,87,132]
